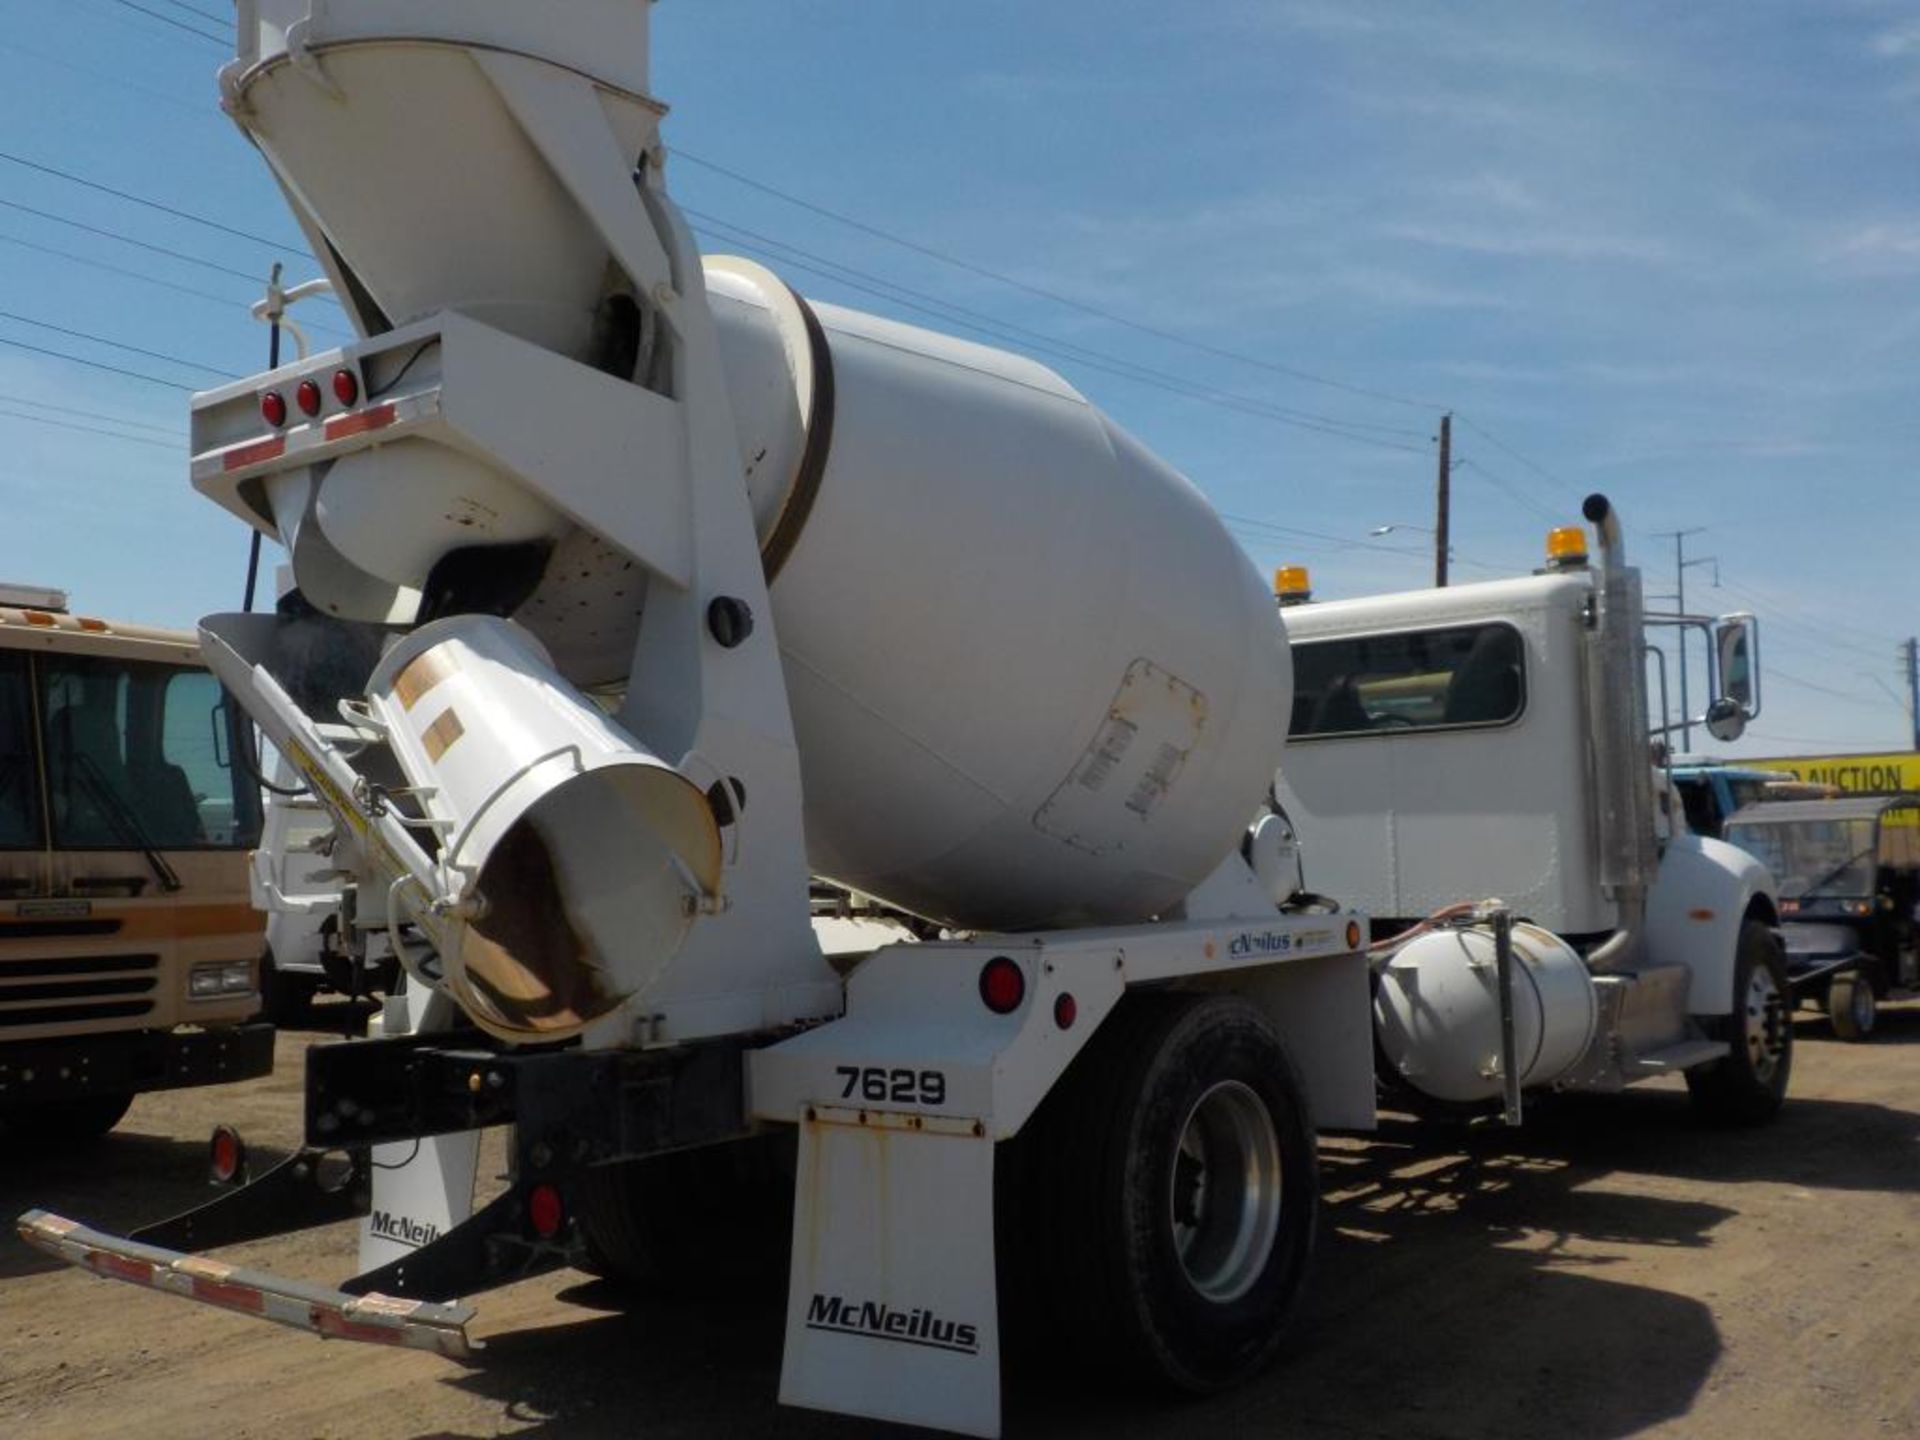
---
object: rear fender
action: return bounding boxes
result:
[1647,833,1778,1015]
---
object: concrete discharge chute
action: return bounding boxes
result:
[363,617,722,1042]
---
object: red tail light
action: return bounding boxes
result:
[332,369,359,406]
[260,391,287,427]
[979,956,1025,1014]
[296,379,323,416]
[528,1183,564,1239]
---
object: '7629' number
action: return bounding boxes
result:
[835,1066,947,1108]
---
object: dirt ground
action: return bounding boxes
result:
[2,1001,1917,1440]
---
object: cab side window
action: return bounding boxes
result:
[1291,623,1526,739]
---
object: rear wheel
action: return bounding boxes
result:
[1686,920,1792,1124]
[1005,992,1317,1393]
[1,1093,134,1142]
[1827,972,1877,1042]
[572,1131,794,1295]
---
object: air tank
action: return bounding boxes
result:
[221,4,1291,933]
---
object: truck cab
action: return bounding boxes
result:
[1280,568,1614,937]
[1670,762,1797,840]
[1272,506,1787,1121]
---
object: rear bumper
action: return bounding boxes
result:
[0,1023,275,1103]
[16,1210,473,1358]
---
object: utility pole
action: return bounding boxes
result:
[1655,527,1712,752]
[1906,637,1919,751]
[1434,412,1451,588]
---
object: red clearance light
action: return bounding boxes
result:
[296,379,323,416]
[332,369,359,406]
[209,1124,246,1185]
[260,391,287,427]
[528,1183,564,1239]
[979,956,1026,1015]
[1053,992,1077,1030]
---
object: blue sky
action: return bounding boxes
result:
[0,1,1914,759]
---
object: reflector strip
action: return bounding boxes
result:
[15,1210,474,1359]
[91,1252,155,1285]
[314,1310,412,1346]
[191,1276,268,1313]
[325,403,397,441]
[223,436,287,472]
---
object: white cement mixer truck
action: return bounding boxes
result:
[17,6,1789,1437]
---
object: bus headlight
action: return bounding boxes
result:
[189,960,256,999]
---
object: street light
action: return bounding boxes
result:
[1368,524,1454,570]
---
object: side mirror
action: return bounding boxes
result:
[1713,613,1760,717]
[1703,697,1746,744]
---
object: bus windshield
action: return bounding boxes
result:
[0,649,261,853]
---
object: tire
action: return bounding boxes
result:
[1827,972,1877,1042]
[1,1092,135,1142]
[1003,992,1317,1394]
[1686,919,1793,1125]
[572,1131,795,1295]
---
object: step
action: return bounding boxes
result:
[1633,1038,1728,1074]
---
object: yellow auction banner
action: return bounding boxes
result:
[1745,752,1920,794]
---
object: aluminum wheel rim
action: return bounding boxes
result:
[1745,965,1787,1080]
[1169,1080,1282,1303]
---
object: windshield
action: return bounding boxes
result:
[1725,816,1877,900]
[0,650,263,852]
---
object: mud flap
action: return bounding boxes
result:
[779,1106,1001,1439]
[358,1130,482,1273]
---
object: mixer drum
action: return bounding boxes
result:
[706,261,1292,930]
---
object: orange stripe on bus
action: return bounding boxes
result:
[77,904,264,941]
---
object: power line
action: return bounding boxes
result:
[0,334,194,390]
[1221,511,1506,575]
[152,0,229,27]
[0,309,235,379]
[1452,457,1562,523]
[691,216,1433,459]
[0,405,179,451]
[98,0,225,46]
[688,209,1434,443]
[0,228,253,310]
[1714,576,1907,664]
[0,40,216,117]
[1767,666,1905,711]
[0,148,302,254]
[0,227,352,340]
[1452,414,1570,494]
[0,196,268,282]
[0,391,182,438]
[676,148,1444,413]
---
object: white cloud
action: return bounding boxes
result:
[1382,220,1680,265]
[1827,219,1920,272]
[1871,21,1920,57]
